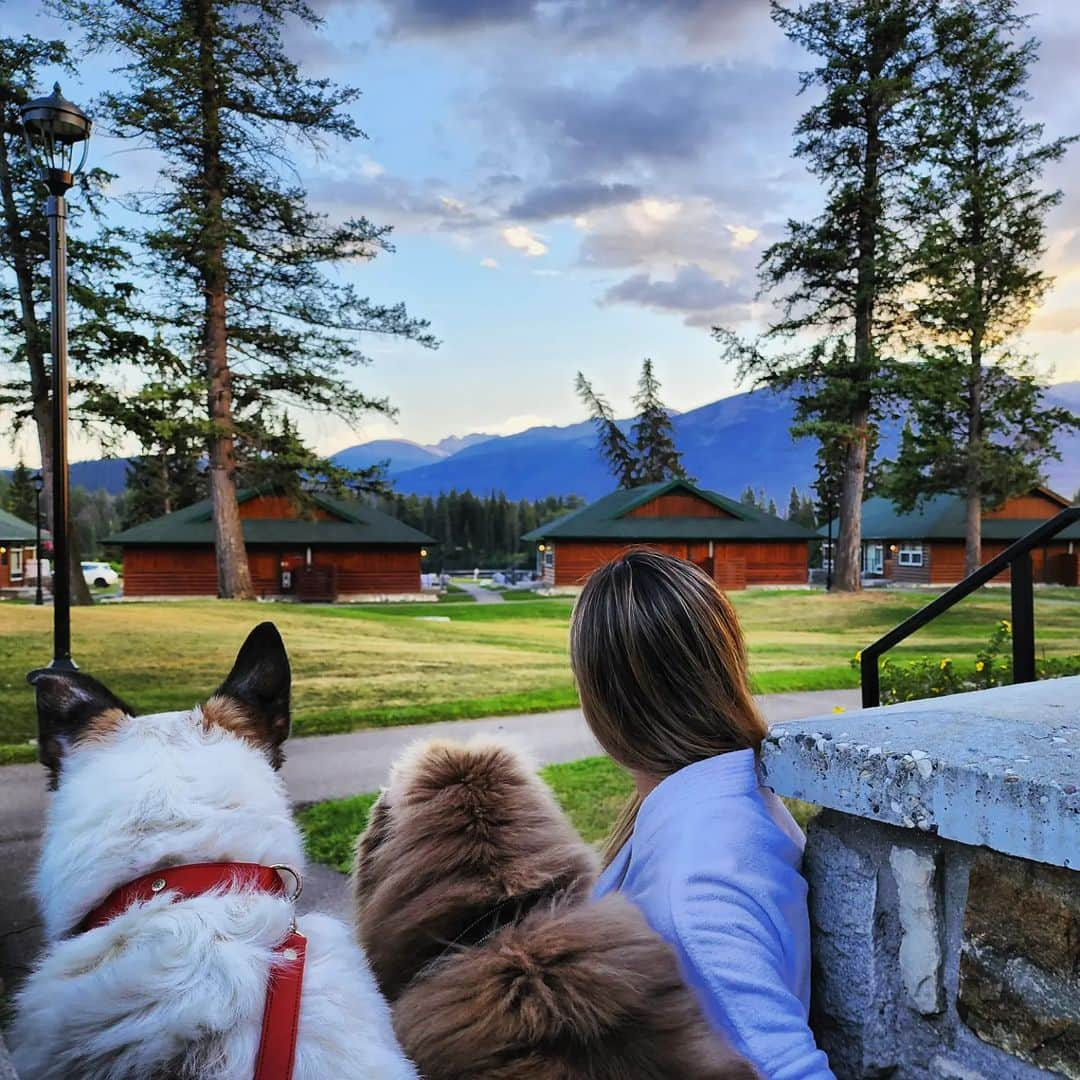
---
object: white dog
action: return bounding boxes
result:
[11,622,417,1080]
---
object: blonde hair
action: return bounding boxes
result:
[569,548,767,867]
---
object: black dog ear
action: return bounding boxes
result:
[210,622,291,768]
[28,669,134,788]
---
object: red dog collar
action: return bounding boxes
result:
[79,861,307,1080]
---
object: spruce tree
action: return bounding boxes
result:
[0,34,160,604]
[717,0,930,591]
[630,359,688,484]
[4,457,35,521]
[886,0,1078,575]
[575,371,637,487]
[577,359,687,488]
[54,0,436,598]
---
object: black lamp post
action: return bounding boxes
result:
[20,84,92,671]
[32,473,44,606]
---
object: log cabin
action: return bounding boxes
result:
[522,479,818,590]
[106,486,435,601]
[825,487,1080,586]
[0,507,47,590]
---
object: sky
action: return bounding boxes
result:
[3,0,1080,468]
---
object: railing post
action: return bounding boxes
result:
[861,651,880,709]
[1011,552,1036,685]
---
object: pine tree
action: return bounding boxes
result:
[631,359,688,483]
[717,0,930,592]
[4,458,35,521]
[0,35,162,605]
[740,485,758,508]
[54,0,436,598]
[577,360,688,487]
[886,0,1078,575]
[787,485,802,521]
[575,372,637,487]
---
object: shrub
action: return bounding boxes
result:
[853,619,1080,705]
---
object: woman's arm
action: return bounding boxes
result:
[672,875,836,1080]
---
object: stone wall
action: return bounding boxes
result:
[761,677,1080,1080]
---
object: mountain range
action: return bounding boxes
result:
[13,382,1080,505]
[333,381,1080,504]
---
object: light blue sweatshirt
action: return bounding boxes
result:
[594,749,836,1080]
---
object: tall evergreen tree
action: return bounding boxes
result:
[717,0,930,592]
[4,457,35,521]
[886,0,1077,575]
[0,35,160,604]
[54,0,436,598]
[575,371,637,487]
[630,359,688,484]
[577,359,687,487]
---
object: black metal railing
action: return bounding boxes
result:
[860,506,1080,708]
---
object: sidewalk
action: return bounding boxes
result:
[0,687,859,999]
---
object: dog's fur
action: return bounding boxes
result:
[11,623,417,1080]
[352,739,758,1079]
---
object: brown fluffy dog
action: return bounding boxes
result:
[352,739,757,1080]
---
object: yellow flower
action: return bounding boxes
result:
[939,658,951,670]
[975,660,985,672]
[854,650,862,661]
[1001,620,1011,633]
[832,705,846,714]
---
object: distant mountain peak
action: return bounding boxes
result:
[427,433,493,456]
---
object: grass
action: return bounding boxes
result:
[2,587,1078,757]
[296,754,822,874]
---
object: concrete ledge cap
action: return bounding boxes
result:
[760,677,1079,869]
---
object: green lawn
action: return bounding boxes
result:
[2,587,1078,762]
[297,754,821,874]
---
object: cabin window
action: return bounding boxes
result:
[544,549,554,569]
[9,547,22,580]
[898,544,924,567]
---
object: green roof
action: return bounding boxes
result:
[522,480,819,542]
[0,506,48,543]
[105,488,434,547]
[820,491,1080,542]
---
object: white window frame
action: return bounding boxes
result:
[9,546,23,581]
[543,549,554,569]
[897,543,924,567]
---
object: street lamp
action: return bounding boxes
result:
[21,83,92,671]
[32,473,44,606]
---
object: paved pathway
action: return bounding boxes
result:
[0,687,859,998]
[455,582,505,603]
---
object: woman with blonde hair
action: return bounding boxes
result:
[571,548,834,1080]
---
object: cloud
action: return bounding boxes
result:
[576,196,764,280]
[511,65,720,173]
[379,0,538,35]
[480,256,499,269]
[371,0,768,54]
[508,180,642,221]
[501,224,548,257]
[600,264,752,327]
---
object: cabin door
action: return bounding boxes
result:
[278,551,306,593]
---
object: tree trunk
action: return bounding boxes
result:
[0,132,92,605]
[835,407,869,592]
[196,0,254,600]
[965,155,986,581]
[964,358,983,578]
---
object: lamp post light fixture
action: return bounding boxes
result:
[21,83,92,671]
[32,473,44,606]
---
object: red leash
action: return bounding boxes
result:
[80,861,307,1080]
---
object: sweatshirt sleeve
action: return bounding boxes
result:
[671,872,836,1080]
